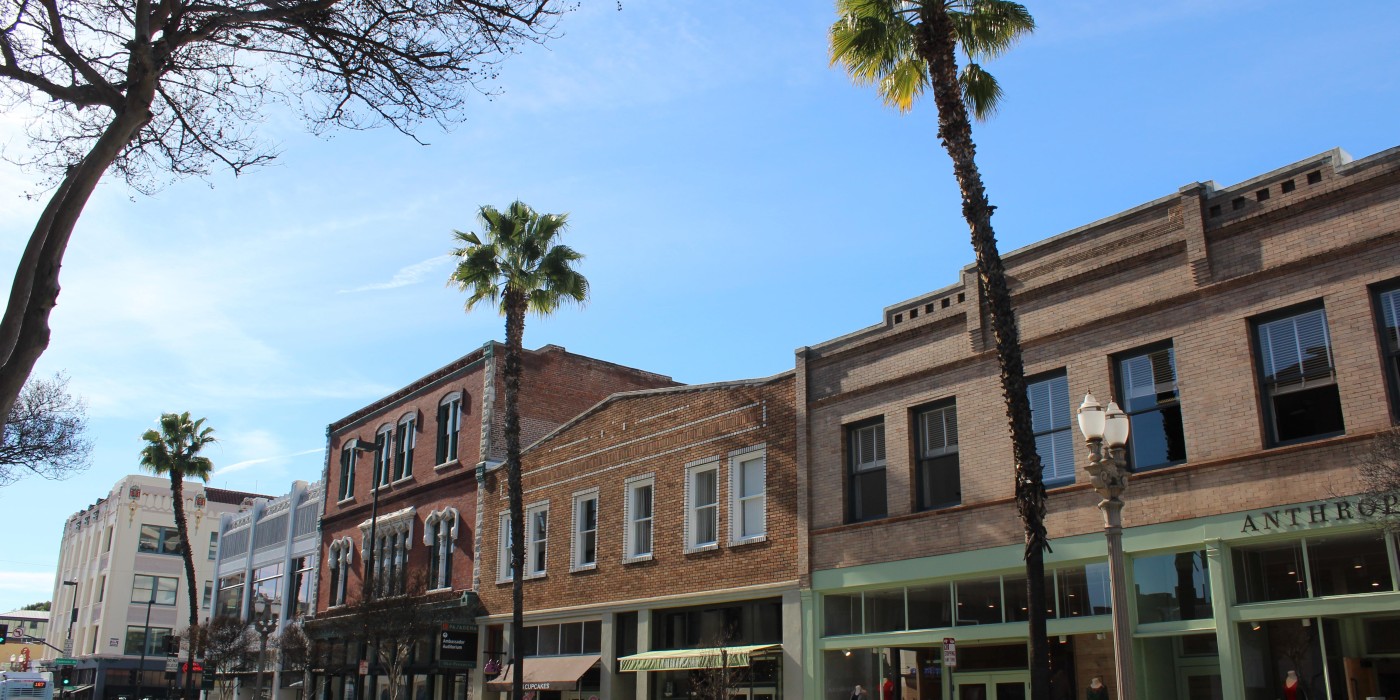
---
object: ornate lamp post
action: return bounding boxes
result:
[252,596,279,700]
[1077,393,1135,700]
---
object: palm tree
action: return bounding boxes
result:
[139,411,217,700]
[830,1,1050,697]
[449,201,588,700]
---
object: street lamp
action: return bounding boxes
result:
[134,590,157,700]
[1077,393,1135,700]
[252,596,279,700]
[60,580,77,700]
[351,438,383,600]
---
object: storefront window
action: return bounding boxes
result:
[1134,550,1212,622]
[1058,563,1111,617]
[906,584,952,631]
[1233,542,1308,603]
[863,589,905,633]
[1307,531,1393,596]
[825,594,862,636]
[1003,573,1056,622]
[955,578,1002,625]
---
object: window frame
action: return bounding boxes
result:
[729,446,767,544]
[623,474,655,562]
[131,574,179,606]
[373,424,394,490]
[1251,301,1345,447]
[497,512,516,583]
[1112,341,1187,471]
[436,392,463,466]
[1027,370,1075,486]
[846,419,888,523]
[395,412,417,481]
[525,501,549,579]
[913,400,961,511]
[137,524,183,556]
[685,459,721,553]
[571,489,599,572]
[1373,282,1400,423]
[338,446,357,502]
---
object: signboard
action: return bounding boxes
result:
[438,627,477,669]
[942,638,957,668]
[202,674,215,691]
[165,658,180,673]
[358,660,369,675]
[54,659,77,666]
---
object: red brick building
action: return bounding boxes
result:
[800,146,1400,700]
[473,373,800,700]
[313,342,673,700]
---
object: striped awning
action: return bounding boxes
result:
[484,654,600,691]
[618,644,780,672]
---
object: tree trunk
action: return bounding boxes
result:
[502,289,526,700]
[915,8,1051,699]
[0,78,157,426]
[169,471,202,700]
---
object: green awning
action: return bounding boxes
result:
[617,644,780,672]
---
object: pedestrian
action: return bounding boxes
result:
[850,684,868,700]
[1085,676,1108,700]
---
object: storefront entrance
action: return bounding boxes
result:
[949,672,1027,700]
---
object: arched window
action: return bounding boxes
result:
[374,424,394,489]
[337,446,357,501]
[436,392,463,465]
[395,412,417,480]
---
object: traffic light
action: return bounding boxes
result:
[59,666,73,687]
[164,635,181,656]
[0,623,8,643]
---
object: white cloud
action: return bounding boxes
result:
[218,447,324,476]
[340,254,455,293]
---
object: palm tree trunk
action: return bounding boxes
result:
[916,8,1051,699]
[169,471,202,700]
[502,289,527,700]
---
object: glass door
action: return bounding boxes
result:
[951,672,1027,700]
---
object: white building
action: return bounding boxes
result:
[213,480,324,700]
[45,474,266,699]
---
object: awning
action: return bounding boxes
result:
[618,644,780,672]
[484,654,600,692]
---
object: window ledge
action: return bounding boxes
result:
[685,543,720,555]
[570,563,597,573]
[336,497,356,505]
[434,460,460,472]
[623,554,653,565]
[729,535,768,547]
[391,475,415,486]
[427,585,452,593]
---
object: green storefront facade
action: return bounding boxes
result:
[802,495,1400,700]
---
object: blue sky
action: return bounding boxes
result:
[1,0,1398,611]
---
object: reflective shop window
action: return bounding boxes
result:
[1002,573,1055,623]
[955,578,1003,626]
[1307,531,1392,596]
[862,588,904,634]
[1133,550,1213,623]
[1232,541,1308,604]
[1057,563,1112,617]
[823,594,861,637]
[906,584,952,631]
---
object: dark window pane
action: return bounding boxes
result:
[1232,542,1308,603]
[519,626,538,657]
[1256,308,1344,444]
[955,578,1002,625]
[917,454,961,510]
[1057,563,1112,617]
[560,622,583,655]
[823,594,861,636]
[1002,573,1056,622]
[1133,550,1213,622]
[907,584,952,630]
[582,621,601,654]
[1272,385,1345,443]
[851,469,887,521]
[862,589,904,633]
[1307,531,1392,596]
[536,624,558,656]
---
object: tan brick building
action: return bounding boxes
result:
[313,342,672,700]
[798,147,1400,700]
[474,373,801,700]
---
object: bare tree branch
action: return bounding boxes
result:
[0,372,91,487]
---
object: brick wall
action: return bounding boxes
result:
[476,374,797,618]
[804,147,1400,572]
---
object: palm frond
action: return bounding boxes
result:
[949,0,1035,60]
[449,201,589,321]
[960,62,1004,120]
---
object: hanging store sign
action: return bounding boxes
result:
[438,626,477,669]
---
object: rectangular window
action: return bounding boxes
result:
[625,476,654,560]
[847,421,887,522]
[1116,344,1186,470]
[498,513,515,582]
[338,447,356,501]
[1255,305,1344,445]
[1306,531,1392,596]
[208,532,218,560]
[1232,541,1308,603]
[1028,372,1075,485]
[216,573,244,617]
[731,449,766,542]
[293,557,315,616]
[526,503,548,577]
[1057,562,1112,617]
[915,402,960,510]
[124,626,172,656]
[201,581,212,610]
[1133,550,1212,622]
[686,462,719,551]
[573,491,598,570]
[132,575,178,605]
[395,416,416,480]
[1375,286,1400,419]
[137,525,183,556]
[437,395,462,465]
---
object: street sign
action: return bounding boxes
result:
[438,627,477,669]
[62,640,72,656]
[942,638,957,668]
[165,658,180,673]
[358,660,368,675]
[54,658,77,666]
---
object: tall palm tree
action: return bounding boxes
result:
[830,1,1050,697]
[449,201,588,700]
[139,411,217,700]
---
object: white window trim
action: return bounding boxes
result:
[623,474,655,563]
[375,424,394,489]
[497,512,515,584]
[524,501,549,579]
[571,488,599,572]
[395,412,417,483]
[422,507,460,591]
[729,445,768,545]
[337,448,357,504]
[437,391,463,468]
[684,459,721,553]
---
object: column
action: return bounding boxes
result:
[636,609,652,700]
[1206,540,1242,700]
[781,590,804,700]
[598,613,615,700]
